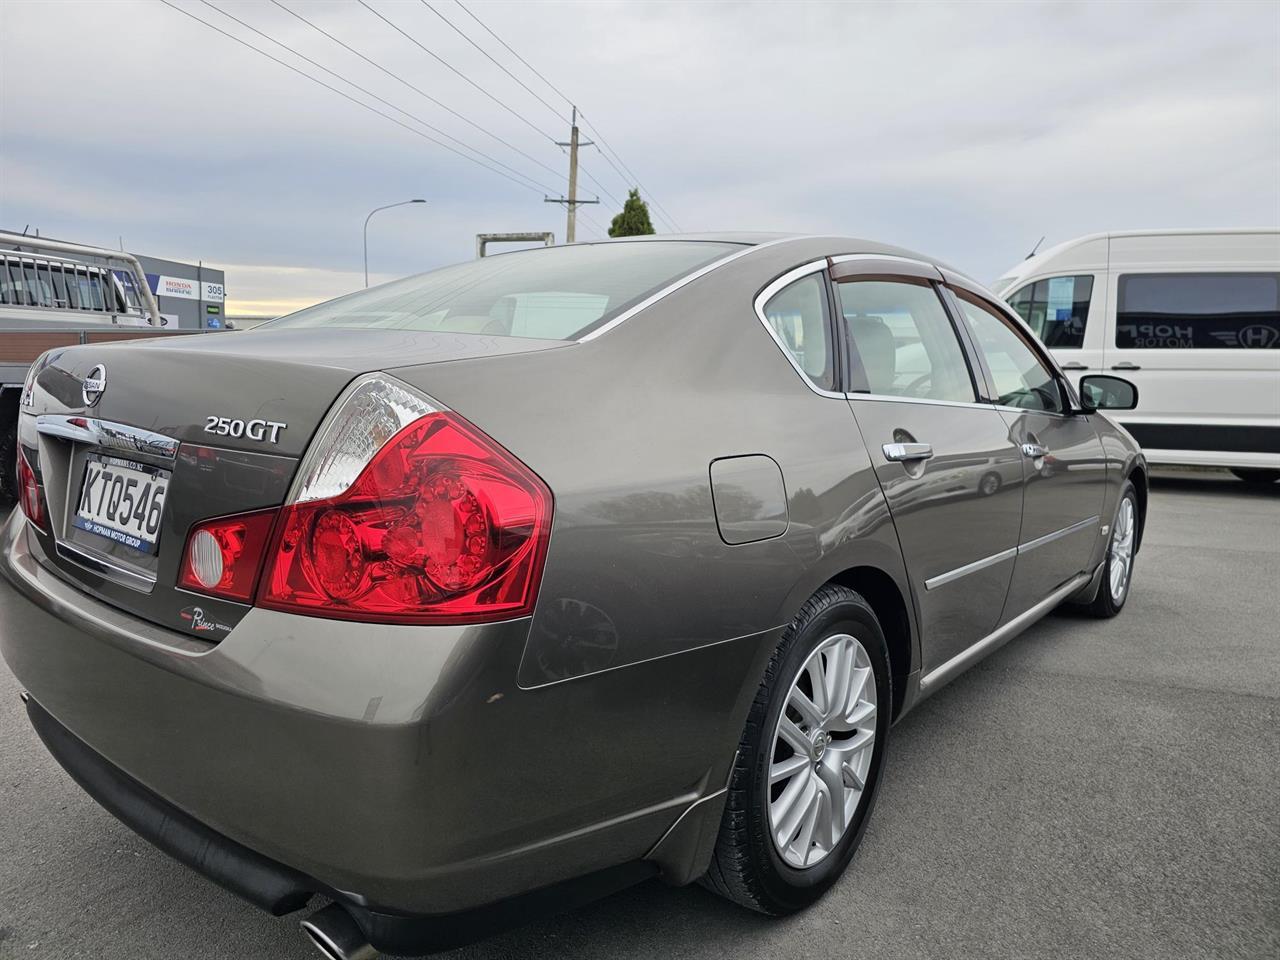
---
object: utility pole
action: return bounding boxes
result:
[545,106,598,243]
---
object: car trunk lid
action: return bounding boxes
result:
[20,327,566,640]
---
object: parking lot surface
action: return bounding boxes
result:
[1,471,1277,960]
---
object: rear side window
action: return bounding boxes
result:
[761,274,835,391]
[836,279,976,403]
[1116,273,1280,349]
[1007,274,1093,348]
[267,241,742,340]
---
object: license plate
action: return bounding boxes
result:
[72,455,170,554]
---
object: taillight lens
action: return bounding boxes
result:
[257,381,552,624]
[17,448,47,533]
[178,509,277,602]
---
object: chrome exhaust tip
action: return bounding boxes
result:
[300,903,378,960]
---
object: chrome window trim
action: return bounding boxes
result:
[577,235,819,343]
[752,258,847,399]
[923,515,1101,592]
[36,415,179,461]
[850,392,996,412]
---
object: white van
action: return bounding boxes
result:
[993,229,1280,483]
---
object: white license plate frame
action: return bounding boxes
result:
[72,454,170,554]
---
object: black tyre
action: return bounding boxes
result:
[702,584,891,914]
[1089,479,1139,618]
[1230,467,1280,485]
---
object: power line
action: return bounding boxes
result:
[579,114,682,231]
[453,0,575,108]
[270,0,566,189]
[451,0,681,231]
[200,0,557,195]
[419,0,566,126]
[157,0,549,197]
[356,0,560,145]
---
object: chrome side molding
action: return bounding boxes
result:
[1018,515,1100,554]
[918,571,1092,692]
[36,415,179,461]
[924,547,1017,591]
[924,515,1100,591]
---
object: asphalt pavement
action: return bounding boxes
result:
[1,470,1277,960]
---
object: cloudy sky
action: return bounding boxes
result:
[2,0,1277,316]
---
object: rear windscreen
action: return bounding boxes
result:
[265,241,743,341]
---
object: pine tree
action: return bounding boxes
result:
[608,188,656,237]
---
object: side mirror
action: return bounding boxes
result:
[1079,375,1138,412]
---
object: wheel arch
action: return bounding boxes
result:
[826,565,913,721]
[1128,461,1148,553]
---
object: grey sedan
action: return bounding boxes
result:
[0,234,1145,958]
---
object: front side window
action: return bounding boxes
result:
[955,291,1064,413]
[836,279,975,403]
[1116,272,1280,349]
[267,241,742,341]
[761,273,835,390]
[1007,274,1093,348]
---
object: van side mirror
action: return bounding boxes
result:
[1079,375,1138,412]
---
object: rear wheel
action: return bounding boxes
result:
[1230,467,1280,485]
[1089,480,1138,618]
[702,584,891,914]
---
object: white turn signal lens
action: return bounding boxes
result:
[291,375,440,504]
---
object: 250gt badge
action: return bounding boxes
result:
[204,416,287,443]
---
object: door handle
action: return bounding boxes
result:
[883,442,934,462]
[1060,362,1088,371]
[1021,442,1049,459]
[1110,362,1141,371]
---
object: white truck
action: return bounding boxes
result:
[993,229,1280,483]
[0,232,204,498]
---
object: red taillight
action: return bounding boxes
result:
[17,448,47,533]
[257,411,552,624]
[178,509,277,602]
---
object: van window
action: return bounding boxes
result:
[1116,273,1280,349]
[762,274,835,390]
[1007,274,1092,348]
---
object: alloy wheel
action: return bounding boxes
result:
[767,633,877,868]
[1109,496,1136,602]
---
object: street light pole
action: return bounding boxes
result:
[363,199,426,287]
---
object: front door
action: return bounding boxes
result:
[950,287,1106,620]
[832,259,1024,675]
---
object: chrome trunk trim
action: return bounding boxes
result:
[36,415,179,460]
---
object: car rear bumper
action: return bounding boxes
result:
[22,693,654,954]
[0,510,766,921]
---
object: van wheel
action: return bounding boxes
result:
[1089,481,1138,617]
[701,584,890,914]
[1230,468,1280,485]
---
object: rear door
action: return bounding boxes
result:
[948,284,1106,620]
[831,256,1023,676]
